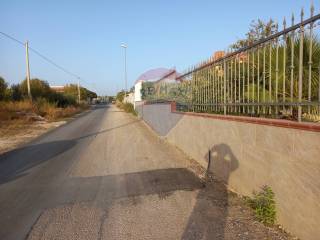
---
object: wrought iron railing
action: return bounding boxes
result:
[144,4,320,123]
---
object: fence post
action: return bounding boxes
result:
[308,3,314,114]
[283,18,287,112]
[290,13,295,115]
[224,59,227,115]
[298,8,304,122]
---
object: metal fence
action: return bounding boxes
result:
[143,4,320,123]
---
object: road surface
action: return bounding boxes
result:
[0,105,204,239]
[0,105,293,240]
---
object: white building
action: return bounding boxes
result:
[134,81,143,102]
[124,92,135,105]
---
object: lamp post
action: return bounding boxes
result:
[121,44,127,97]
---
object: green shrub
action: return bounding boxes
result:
[11,84,22,101]
[0,76,8,101]
[20,78,51,99]
[124,102,137,115]
[116,91,125,102]
[18,79,91,107]
[48,91,77,107]
[117,102,137,116]
[247,185,276,225]
[63,84,97,101]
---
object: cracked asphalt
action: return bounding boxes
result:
[0,104,294,240]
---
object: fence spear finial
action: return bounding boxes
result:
[301,7,304,22]
[311,1,314,17]
[283,17,286,30]
[291,13,295,26]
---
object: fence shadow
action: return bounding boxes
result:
[181,144,239,240]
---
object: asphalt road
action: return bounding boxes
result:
[0,105,204,240]
[0,104,296,240]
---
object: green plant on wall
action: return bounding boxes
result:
[141,80,192,103]
[247,185,276,225]
[141,82,155,100]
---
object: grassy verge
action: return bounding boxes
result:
[116,101,137,116]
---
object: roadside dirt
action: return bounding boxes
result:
[0,120,66,154]
[185,157,299,240]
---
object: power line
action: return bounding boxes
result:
[28,47,81,80]
[0,31,25,45]
[0,31,85,83]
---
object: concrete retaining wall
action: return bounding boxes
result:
[138,102,320,240]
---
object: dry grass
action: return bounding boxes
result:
[48,106,85,120]
[0,100,88,124]
[0,100,34,122]
[0,100,88,148]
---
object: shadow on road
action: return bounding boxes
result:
[50,168,204,206]
[181,144,239,240]
[0,104,240,240]
[0,119,140,185]
[0,140,77,185]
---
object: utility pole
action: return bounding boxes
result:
[77,78,81,103]
[121,44,127,96]
[25,41,32,100]
[124,46,127,94]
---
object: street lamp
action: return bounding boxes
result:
[121,44,127,96]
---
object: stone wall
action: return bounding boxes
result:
[138,102,320,240]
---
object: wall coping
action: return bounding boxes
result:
[173,111,320,132]
[142,101,320,132]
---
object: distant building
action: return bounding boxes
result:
[238,52,247,62]
[50,85,65,93]
[213,50,247,63]
[134,81,143,102]
[124,92,134,105]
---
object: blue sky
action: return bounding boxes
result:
[0,0,314,95]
